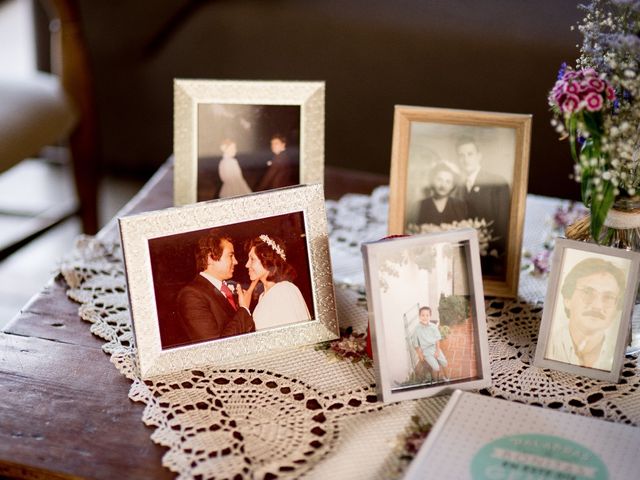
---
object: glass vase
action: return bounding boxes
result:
[597,197,640,355]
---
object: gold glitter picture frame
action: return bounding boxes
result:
[174,79,325,206]
[119,184,338,378]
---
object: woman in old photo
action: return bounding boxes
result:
[416,161,468,225]
[239,234,311,330]
[218,139,252,198]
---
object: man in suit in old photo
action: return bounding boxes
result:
[455,136,510,278]
[177,233,255,344]
[255,134,299,191]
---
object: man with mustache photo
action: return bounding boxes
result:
[176,233,256,344]
[545,257,626,371]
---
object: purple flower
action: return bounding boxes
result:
[585,91,604,111]
[556,62,567,80]
[552,202,587,230]
[532,250,551,275]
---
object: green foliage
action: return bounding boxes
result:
[437,293,470,327]
[439,324,451,340]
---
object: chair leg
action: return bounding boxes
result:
[69,126,99,234]
[45,0,100,234]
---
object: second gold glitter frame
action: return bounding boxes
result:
[119,184,339,378]
[174,79,325,206]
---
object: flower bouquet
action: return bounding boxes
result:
[407,218,497,257]
[548,0,640,244]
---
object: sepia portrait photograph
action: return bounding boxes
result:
[197,103,300,201]
[362,230,491,402]
[174,79,325,206]
[119,184,338,378]
[534,238,640,383]
[388,106,532,297]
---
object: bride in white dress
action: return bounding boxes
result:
[239,234,311,330]
[218,139,252,198]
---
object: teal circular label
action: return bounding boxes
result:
[470,434,608,480]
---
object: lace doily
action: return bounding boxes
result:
[61,236,448,480]
[60,190,640,479]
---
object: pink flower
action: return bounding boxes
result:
[606,85,616,101]
[566,82,580,94]
[553,91,566,106]
[577,80,592,92]
[548,67,615,114]
[561,94,581,113]
[584,91,604,111]
[588,78,605,92]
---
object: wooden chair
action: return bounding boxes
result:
[0,0,98,242]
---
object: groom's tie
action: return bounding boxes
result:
[220,282,237,311]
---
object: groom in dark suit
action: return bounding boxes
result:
[177,233,255,344]
[255,134,299,191]
[455,137,510,278]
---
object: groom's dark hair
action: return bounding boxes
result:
[195,233,233,272]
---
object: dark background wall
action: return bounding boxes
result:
[40,0,584,200]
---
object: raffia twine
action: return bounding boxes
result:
[565,206,640,241]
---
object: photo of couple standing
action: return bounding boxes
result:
[197,103,301,201]
[405,127,516,279]
[148,212,313,349]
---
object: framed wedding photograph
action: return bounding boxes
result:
[388,106,532,297]
[119,184,338,378]
[534,238,640,383]
[361,229,491,403]
[174,79,325,206]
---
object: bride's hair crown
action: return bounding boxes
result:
[259,234,286,261]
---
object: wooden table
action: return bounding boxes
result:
[0,162,387,479]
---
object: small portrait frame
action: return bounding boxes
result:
[534,238,640,383]
[174,79,325,205]
[388,106,532,297]
[119,184,338,378]
[361,229,491,403]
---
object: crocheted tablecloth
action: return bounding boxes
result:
[60,189,640,479]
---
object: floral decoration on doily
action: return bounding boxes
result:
[396,415,432,463]
[315,327,373,369]
[522,202,588,275]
